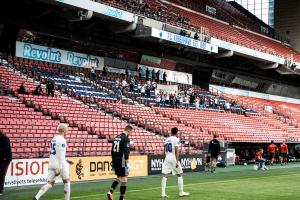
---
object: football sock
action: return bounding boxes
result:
[35,183,52,200]
[119,182,127,200]
[178,176,183,194]
[110,179,120,193]
[162,177,167,195]
[64,182,70,200]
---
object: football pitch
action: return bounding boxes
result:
[3,164,300,200]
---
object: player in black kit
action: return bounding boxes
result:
[107,125,133,200]
[208,133,220,173]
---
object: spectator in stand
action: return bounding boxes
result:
[161,93,166,107]
[170,93,175,107]
[184,89,188,97]
[152,81,157,91]
[225,101,231,112]
[139,1,147,13]
[46,80,55,97]
[194,32,199,40]
[179,95,183,108]
[209,97,214,108]
[129,81,134,92]
[214,97,219,109]
[173,95,177,108]
[140,84,145,97]
[115,87,122,101]
[156,95,161,107]
[0,130,12,195]
[163,72,167,83]
[125,65,130,78]
[103,65,108,77]
[156,70,160,83]
[145,85,151,98]
[146,68,150,81]
[165,93,170,106]
[152,69,156,81]
[138,67,142,81]
[33,84,43,96]
[189,93,195,107]
[195,97,200,110]
[121,79,127,93]
[18,82,28,94]
[182,96,187,108]
[90,66,96,81]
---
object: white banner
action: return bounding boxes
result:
[15,41,104,70]
[210,38,285,64]
[151,28,218,53]
[56,0,134,22]
[4,158,62,187]
[138,64,192,85]
[210,84,300,104]
[157,84,178,95]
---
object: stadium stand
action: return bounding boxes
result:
[166,0,261,33]
[229,95,300,129]
[97,0,300,61]
[1,45,300,159]
[0,62,200,156]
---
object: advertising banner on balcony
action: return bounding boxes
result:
[148,154,205,175]
[4,158,63,187]
[16,41,104,70]
[151,28,218,53]
[56,0,134,22]
[69,156,148,182]
[140,54,162,67]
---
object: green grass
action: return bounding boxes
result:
[3,164,300,200]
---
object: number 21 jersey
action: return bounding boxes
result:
[111,133,130,166]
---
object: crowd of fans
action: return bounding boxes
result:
[17,80,56,97]
[153,87,239,112]
[2,57,254,116]
[98,0,191,27]
[99,68,253,115]
[97,0,211,42]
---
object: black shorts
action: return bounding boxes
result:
[211,153,218,160]
[269,153,275,159]
[112,163,128,177]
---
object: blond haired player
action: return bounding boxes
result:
[161,127,189,198]
[33,124,73,200]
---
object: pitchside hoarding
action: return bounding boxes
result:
[69,156,148,182]
[5,156,148,187]
[4,158,63,187]
[148,154,205,175]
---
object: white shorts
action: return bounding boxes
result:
[162,159,183,175]
[47,165,70,182]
